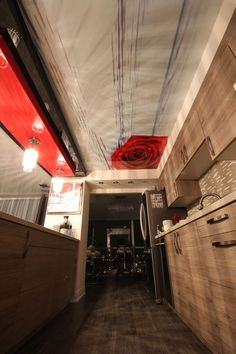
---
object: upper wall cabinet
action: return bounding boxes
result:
[172,109,213,180]
[161,153,201,207]
[197,13,236,160]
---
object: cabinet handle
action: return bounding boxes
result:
[183,145,188,162]
[176,231,182,254]
[180,149,186,165]
[173,182,178,197]
[212,240,236,248]
[207,213,229,224]
[22,230,30,258]
[173,233,179,254]
[206,136,215,157]
[156,242,165,247]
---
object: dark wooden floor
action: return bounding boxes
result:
[15,277,210,354]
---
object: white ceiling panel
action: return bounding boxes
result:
[21,0,222,172]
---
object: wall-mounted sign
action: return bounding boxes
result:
[47,182,83,213]
[151,193,164,208]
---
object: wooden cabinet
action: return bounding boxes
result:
[163,155,201,207]
[158,12,236,196]
[196,203,236,353]
[197,12,236,160]
[165,223,218,350]
[195,202,236,239]
[165,201,236,353]
[0,219,27,351]
[172,109,207,180]
[0,214,78,352]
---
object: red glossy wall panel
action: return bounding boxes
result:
[0,34,74,176]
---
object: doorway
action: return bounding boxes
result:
[86,193,147,282]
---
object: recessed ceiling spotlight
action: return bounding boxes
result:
[113,181,119,184]
[98,181,104,184]
[128,180,134,184]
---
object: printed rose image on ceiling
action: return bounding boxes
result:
[111,136,167,170]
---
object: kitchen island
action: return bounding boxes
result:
[0,211,79,352]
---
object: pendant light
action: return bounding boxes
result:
[52,166,64,195]
[22,137,40,173]
[32,115,45,134]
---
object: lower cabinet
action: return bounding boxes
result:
[165,224,217,350]
[0,219,27,351]
[0,217,78,352]
[166,202,236,353]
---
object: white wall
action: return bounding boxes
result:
[44,213,82,239]
[72,182,90,302]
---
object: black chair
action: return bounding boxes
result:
[115,245,133,278]
[86,256,103,282]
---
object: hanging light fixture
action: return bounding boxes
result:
[57,153,66,166]
[32,115,45,134]
[22,137,40,173]
[0,27,20,68]
[52,167,64,194]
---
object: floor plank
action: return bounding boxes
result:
[15,277,210,354]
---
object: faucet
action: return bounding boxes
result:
[198,193,221,210]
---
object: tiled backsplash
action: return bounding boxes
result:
[187,160,236,215]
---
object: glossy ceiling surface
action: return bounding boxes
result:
[21,0,222,172]
[0,34,74,176]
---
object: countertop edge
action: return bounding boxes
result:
[0,211,79,242]
[154,191,236,240]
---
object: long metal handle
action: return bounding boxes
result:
[140,203,147,241]
[212,240,236,248]
[156,242,165,246]
[207,213,229,224]
[206,136,215,157]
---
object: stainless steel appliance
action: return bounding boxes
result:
[139,189,186,303]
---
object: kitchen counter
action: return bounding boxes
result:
[0,210,79,242]
[0,209,79,352]
[155,191,236,240]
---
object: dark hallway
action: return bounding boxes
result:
[16,277,210,354]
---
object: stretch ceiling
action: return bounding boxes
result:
[20,0,222,172]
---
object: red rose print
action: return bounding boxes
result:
[111,135,168,169]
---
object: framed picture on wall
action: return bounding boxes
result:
[47,182,83,213]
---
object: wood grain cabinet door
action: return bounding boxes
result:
[13,245,59,345]
[165,224,218,351]
[198,45,236,159]
[196,230,236,353]
[165,232,184,314]
[0,219,27,351]
[52,249,77,314]
[174,110,205,178]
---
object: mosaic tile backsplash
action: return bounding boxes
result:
[187,160,236,216]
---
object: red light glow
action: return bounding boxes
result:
[0,34,74,176]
